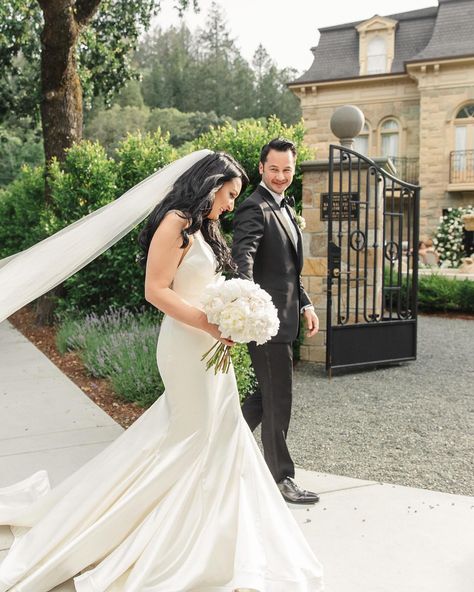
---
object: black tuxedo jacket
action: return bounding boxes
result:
[232,185,311,343]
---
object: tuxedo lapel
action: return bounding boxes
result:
[257,186,298,253]
[286,207,304,269]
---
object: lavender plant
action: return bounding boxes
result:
[56,307,163,406]
[56,306,256,406]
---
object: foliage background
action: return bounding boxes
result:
[0,117,311,314]
[0,2,301,189]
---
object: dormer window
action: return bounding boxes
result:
[367,37,387,74]
[356,15,397,76]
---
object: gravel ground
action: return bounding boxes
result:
[259,315,474,496]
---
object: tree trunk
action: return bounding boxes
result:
[35,0,101,324]
[39,1,83,170]
[34,285,64,326]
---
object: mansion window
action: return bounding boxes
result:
[367,37,387,74]
[380,119,399,158]
[356,16,397,76]
[354,122,370,156]
[453,103,474,173]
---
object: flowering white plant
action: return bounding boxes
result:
[433,205,473,267]
[201,278,280,373]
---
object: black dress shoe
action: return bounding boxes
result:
[277,477,320,504]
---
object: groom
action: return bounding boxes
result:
[232,138,320,504]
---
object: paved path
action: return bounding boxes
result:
[1,320,473,592]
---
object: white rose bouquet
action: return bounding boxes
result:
[201,278,280,373]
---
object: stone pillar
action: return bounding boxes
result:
[299,105,390,363]
[299,163,331,363]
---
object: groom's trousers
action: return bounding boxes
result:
[242,341,295,483]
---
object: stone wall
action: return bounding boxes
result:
[408,61,474,237]
[295,76,420,160]
[299,167,328,363]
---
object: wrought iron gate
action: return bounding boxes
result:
[326,145,420,372]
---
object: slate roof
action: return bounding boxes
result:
[410,0,474,61]
[293,0,474,85]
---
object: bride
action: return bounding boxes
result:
[0,150,324,591]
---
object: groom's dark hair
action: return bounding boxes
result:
[260,138,297,165]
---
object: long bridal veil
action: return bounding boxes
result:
[0,149,211,324]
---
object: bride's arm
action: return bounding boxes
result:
[144,212,232,345]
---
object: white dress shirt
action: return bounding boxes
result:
[260,181,299,247]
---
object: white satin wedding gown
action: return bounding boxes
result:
[0,230,324,592]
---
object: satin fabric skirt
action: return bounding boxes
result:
[0,314,323,591]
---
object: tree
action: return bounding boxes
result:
[116,80,145,109]
[0,117,44,187]
[194,2,239,116]
[138,25,196,112]
[0,0,195,323]
[136,8,298,124]
[0,0,195,172]
[253,44,301,124]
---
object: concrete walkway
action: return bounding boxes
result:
[1,320,473,592]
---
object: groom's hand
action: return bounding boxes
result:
[303,308,319,338]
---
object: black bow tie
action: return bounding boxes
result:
[280,196,295,209]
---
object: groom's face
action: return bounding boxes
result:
[259,149,295,195]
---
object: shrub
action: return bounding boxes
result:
[385,270,474,314]
[46,141,117,233]
[0,122,44,188]
[417,274,474,313]
[1,117,312,317]
[230,343,257,402]
[0,165,47,259]
[193,116,314,231]
[57,308,164,406]
[115,129,178,195]
[47,133,177,315]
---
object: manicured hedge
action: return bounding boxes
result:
[416,274,474,313]
[385,271,474,314]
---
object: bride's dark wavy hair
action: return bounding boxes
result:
[138,152,248,272]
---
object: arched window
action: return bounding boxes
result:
[380,119,399,158]
[454,103,474,151]
[354,122,370,156]
[456,104,474,119]
[367,36,387,74]
[452,103,474,176]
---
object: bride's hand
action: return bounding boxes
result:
[203,320,235,347]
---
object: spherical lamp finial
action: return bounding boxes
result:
[330,105,365,149]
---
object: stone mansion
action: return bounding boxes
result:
[289,0,474,238]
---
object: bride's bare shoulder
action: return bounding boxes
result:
[150,210,193,249]
[161,210,191,231]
